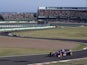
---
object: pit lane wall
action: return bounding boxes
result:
[0,26,55,32]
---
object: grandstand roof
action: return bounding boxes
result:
[39,7,87,10]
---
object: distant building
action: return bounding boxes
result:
[37,7,87,23]
[0,12,36,21]
[0,7,87,23]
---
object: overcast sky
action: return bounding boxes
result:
[0,0,87,12]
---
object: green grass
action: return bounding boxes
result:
[72,44,87,50]
[0,26,87,56]
[0,43,87,56]
[44,59,87,65]
[13,26,87,40]
[0,48,49,56]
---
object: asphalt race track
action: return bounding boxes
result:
[21,37,87,43]
[0,50,87,65]
[0,32,87,65]
[0,32,87,43]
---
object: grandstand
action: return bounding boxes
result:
[0,12,36,21]
[37,7,87,23]
[0,7,87,24]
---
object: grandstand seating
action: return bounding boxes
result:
[38,7,87,23]
[0,12,36,21]
[0,7,87,23]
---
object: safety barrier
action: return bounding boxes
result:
[0,26,55,32]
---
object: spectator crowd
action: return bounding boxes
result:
[38,7,87,23]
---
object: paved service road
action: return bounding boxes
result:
[0,50,87,65]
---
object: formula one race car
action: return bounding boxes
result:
[8,33,17,37]
[48,49,72,57]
